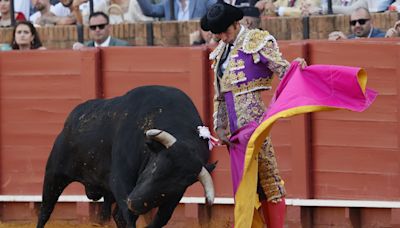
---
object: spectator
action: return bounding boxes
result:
[238,5,261,29]
[388,0,400,12]
[14,0,31,21]
[10,21,46,50]
[328,7,385,40]
[107,0,154,24]
[72,11,130,50]
[30,0,73,26]
[385,20,400,37]
[0,0,26,27]
[255,0,322,17]
[323,0,393,14]
[137,0,217,21]
[59,0,107,24]
[107,0,127,24]
[125,0,155,22]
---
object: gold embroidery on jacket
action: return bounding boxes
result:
[232,77,273,95]
[229,59,245,71]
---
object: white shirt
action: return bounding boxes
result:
[94,36,111,47]
[367,0,392,12]
[80,0,107,24]
[176,0,189,21]
[221,25,245,73]
[29,3,70,23]
[14,0,30,19]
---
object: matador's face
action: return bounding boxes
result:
[214,21,240,44]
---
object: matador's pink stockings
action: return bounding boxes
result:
[260,198,286,228]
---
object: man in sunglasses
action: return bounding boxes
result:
[328,7,385,40]
[73,11,129,50]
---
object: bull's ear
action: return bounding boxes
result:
[204,161,218,173]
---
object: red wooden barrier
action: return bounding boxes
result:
[308,40,400,201]
[0,41,399,227]
[0,50,100,196]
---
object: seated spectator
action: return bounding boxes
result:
[239,5,261,29]
[59,0,107,24]
[107,1,126,24]
[10,21,46,50]
[137,0,216,21]
[0,0,26,27]
[385,20,400,37]
[328,7,386,40]
[107,0,154,24]
[388,0,400,12]
[323,0,393,14]
[108,0,154,23]
[72,11,130,49]
[30,0,73,26]
[14,0,31,21]
[255,0,321,17]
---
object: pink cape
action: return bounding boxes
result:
[229,62,378,227]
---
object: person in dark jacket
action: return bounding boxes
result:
[73,11,130,49]
[328,7,385,40]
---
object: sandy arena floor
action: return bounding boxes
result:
[0,222,113,228]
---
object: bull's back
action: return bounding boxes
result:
[51,86,204,168]
[123,86,203,133]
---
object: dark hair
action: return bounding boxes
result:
[89,11,110,24]
[10,21,43,50]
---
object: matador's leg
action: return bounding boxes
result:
[258,137,286,228]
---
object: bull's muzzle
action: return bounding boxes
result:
[127,197,149,215]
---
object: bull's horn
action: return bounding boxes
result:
[146,129,177,149]
[198,167,215,205]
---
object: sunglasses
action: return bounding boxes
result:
[350,19,370,26]
[89,23,108,30]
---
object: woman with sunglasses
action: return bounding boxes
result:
[328,7,385,40]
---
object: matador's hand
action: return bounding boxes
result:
[293,57,307,69]
[216,128,231,146]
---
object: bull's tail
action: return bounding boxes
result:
[36,172,72,228]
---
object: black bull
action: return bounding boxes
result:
[37,86,216,228]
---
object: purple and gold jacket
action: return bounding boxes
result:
[211,28,290,132]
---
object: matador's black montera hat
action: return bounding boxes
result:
[200,1,244,34]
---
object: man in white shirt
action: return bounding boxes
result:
[30,0,71,25]
[58,0,107,24]
[14,0,31,21]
